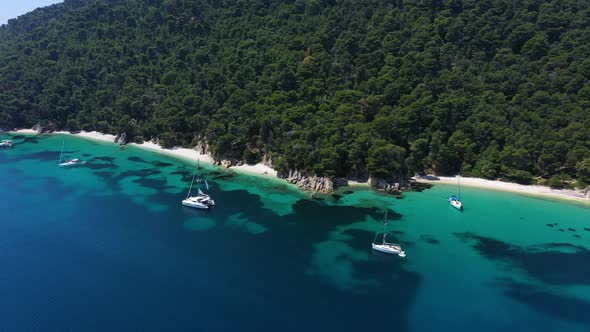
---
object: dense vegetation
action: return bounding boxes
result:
[1,0,590,187]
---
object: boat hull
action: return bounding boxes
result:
[58,162,85,167]
[182,199,209,209]
[450,200,463,210]
[372,243,406,257]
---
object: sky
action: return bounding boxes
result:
[0,0,63,25]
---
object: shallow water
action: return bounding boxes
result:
[1,133,589,331]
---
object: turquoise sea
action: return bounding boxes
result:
[1,133,589,331]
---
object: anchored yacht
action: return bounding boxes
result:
[182,159,215,209]
[372,211,406,257]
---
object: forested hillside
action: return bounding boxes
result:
[1,0,590,186]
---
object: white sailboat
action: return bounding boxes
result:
[371,210,406,257]
[182,159,215,209]
[448,175,463,210]
[58,139,86,167]
[0,139,14,148]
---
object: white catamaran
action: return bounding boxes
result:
[448,175,463,210]
[372,210,406,257]
[58,139,86,167]
[182,159,215,209]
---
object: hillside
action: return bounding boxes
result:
[1,0,590,187]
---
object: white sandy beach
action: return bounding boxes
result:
[130,142,279,179]
[128,141,214,164]
[75,131,117,143]
[344,179,369,187]
[125,140,280,178]
[13,128,39,134]
[9,128,215,164]
[70,132,214,165]
[10,128,273,176]
[14,129,118,143]
[416,175,590,203]
[229,163,278,178]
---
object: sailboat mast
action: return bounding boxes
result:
[59,139,64,164]
[458,175,461,200]
[382,210,388,245]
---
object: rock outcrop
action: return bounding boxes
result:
[32,124,43,135]
[261,153,273,168]
[368,177,406,194]
[282,169,334,193]
[195,141,209,155]
[115,132,127,145]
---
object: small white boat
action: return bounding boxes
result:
[372,243,406,257]
[58,158,86,167]
[58,139,85,167]
[449,196,462,210]
[0,140,14,148]
[372,211,406,257]
[448,175,463,210]
[182,159,215,210]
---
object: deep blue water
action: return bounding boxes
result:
[1,133,589,331]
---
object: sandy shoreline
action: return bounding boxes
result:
[127,142,278,179]
[12,129,117,143]
[127,141,214,165]
[9,128,278,179]
[230,163,278,177]
[7,128,590,202]
[416,175,590,203]
[12,128,39,134]
[75,131,117,143]
[345,179,370,187]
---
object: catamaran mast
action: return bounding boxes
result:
[186,167,197,199]
[195,158,202,187]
